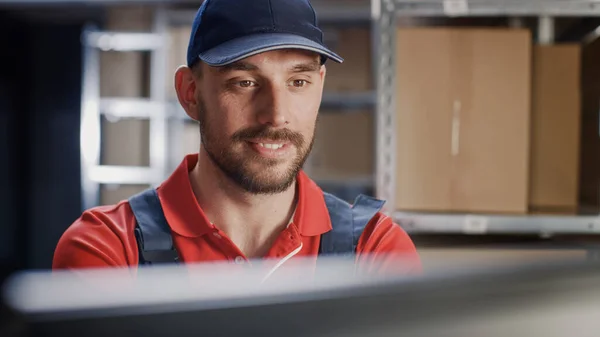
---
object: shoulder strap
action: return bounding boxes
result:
[319,192,386,256]
[128,188,180,266]
[128,188,384,265]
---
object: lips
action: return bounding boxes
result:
[257,142,284,150]
[247,140,291,159]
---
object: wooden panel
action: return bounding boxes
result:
[530,44,581,212]
[394,28,457,211]
[453,29,531,213]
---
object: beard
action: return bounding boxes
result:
[197,101,315,195]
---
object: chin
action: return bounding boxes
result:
[239,163,299,195]
[239,175,296,195]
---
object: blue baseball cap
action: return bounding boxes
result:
[186,0,344,67]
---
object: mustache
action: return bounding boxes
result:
[231,125,304,147]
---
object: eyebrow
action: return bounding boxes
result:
[290,60,321,73]
[217,61,259,74]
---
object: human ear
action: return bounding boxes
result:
[319,64,327,89]
[174,65,200,121]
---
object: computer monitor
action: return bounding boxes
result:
[3,256,600,337]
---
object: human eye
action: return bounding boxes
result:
[290,79,309,88]
[238,80,257,88]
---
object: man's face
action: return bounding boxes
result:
[195,49,326,194]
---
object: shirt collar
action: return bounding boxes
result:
[157,154,332,238]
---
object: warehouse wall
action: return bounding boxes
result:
[580,37,600,210]
[0,12,84,271]
[26,21,83,270]
[0,12,31,274]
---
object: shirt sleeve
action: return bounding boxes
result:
[52,207,138,270]
[355,213,422,276]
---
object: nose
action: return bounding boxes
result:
[256,84,289,128]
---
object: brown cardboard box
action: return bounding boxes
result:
[529,44,581,213]
[100,184,150,206]
[183,120,200,156]
[305,110,374,181]
[101,117,150,166]
[394,28,531,214]
[580,38,600,211]
[321,26,372,93]
[100,7,153,98]
[166,26,192,100]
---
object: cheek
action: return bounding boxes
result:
[201,91,244,137]
[293,93,320,131]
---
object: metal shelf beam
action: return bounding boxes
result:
[321,91,376,110]
[88,166,158,185]
[165,2,371,26]
[395,212,600,235]
[387,0,600,17]
[100,98,166,120]
[315,175,374,188]
[85,32,164,51]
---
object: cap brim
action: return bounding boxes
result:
[198,33,344,66]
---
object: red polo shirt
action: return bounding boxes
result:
[53,155,421,277]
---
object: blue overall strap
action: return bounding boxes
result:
[319,192,386,256]
[128,188,180,265]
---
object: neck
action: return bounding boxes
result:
[189,148,298,258]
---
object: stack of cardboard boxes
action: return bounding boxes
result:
[394,27,590,215]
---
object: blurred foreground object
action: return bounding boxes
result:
[3,255,600,337]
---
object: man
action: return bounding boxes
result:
[53,0,421,277]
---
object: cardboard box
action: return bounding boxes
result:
[529,44,581,213]
[166,26,192,100]
[100,7,153,98]
[101,117,150,166]
[305,110,374,181]
[104,7,154,31]
[182,120,201,157]
[321,26,372,93]
[394,28,531,214]
[100,184,150,206]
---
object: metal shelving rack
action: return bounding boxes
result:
[80,2,377,209]
[80,8,170,210]
[372,0,600,236]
